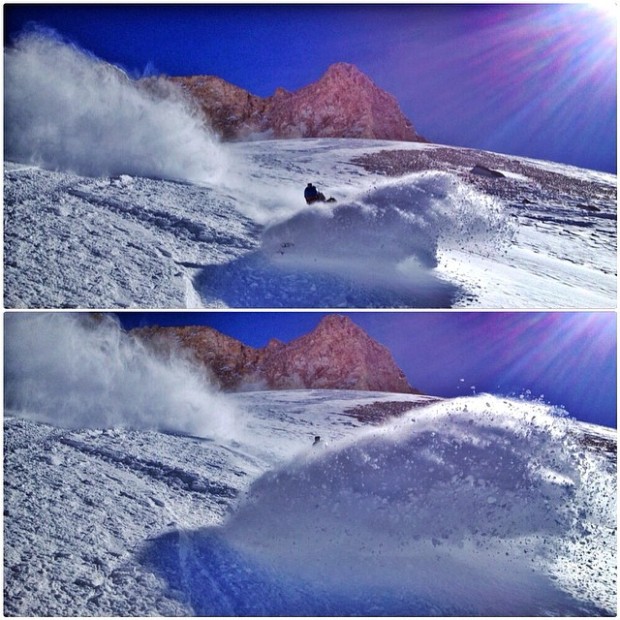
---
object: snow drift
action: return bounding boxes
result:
[143,395,615,616]
[4,31,227,183]
[3,313,240,439]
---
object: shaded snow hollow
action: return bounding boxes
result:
[3,314,617,616]
[4,32,617,309]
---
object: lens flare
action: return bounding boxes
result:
[588,1,619,23]
[400,4,616,170]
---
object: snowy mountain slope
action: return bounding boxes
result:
[4,390,616,616]
[4,139,617,309]
[3,389,429,616]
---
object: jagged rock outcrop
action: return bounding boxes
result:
[167,63,425,142]
[133,325,262,391]
[132,314,419,394]
[258,314,416,392]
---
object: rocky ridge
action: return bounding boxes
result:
[167,62,425,142]
[132,314,419,394]
[352,146,617,218]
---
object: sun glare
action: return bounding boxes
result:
[588,0,619,21]
[584,1,618,41]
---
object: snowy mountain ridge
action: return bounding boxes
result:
[133,313,419,394]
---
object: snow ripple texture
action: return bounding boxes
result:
[4,30,227,183]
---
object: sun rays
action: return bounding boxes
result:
[405,3,616,168]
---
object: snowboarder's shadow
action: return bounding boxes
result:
[194,251,462,308]
[138,527,442,616]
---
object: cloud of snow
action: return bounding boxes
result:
[208,395,611,615]
[251,172,513,307]
[4,30,229,183]
[4,312,241,440]
[263,172,511,266]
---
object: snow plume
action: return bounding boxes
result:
[4,31,228,183]
[4,313,240,440]
[260,172,513,306]
[195,395,611,615]
[264,172,512,266]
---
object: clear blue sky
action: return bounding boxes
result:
[116,311,617,429]
[4,3,617,172]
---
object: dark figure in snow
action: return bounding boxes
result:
[304,183,336,205]
[313,435,321,446]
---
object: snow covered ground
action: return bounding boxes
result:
[5,139,616,309]
[4,314,617,616]
[4,391,616,616]
[4,34,616,309]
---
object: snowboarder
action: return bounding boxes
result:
[312,435,321,446]
[304,183,336,205]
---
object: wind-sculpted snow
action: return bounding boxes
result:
[4,313,240,439]
[144,395,616,616]
[4,31,227,183]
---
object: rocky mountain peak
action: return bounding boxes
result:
[319,62,373,87]
[273,86,290,98]
[167,63,425,142]
[312,313,360,334]
[294,314,374,352]
[133,315,419,395]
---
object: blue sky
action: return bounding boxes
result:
[4,3,617,172]
[116,311,617,428]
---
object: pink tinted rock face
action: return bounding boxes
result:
[168,63,425,142]
[133,314,420,394]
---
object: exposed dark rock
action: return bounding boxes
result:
[351,147,616,214]
[342,398,442,424]
[471,164,505,178]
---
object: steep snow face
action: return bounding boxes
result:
[257,169,511,307]
[2,389,427,616]
[4,391,615,616]
[4,138,615,309]
[217,397,616,616]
